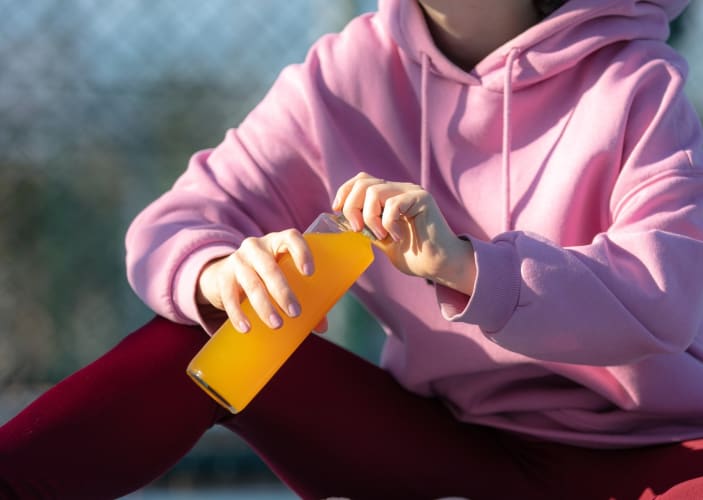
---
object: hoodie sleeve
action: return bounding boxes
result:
[125,41,349,332]
[437,54,703,366]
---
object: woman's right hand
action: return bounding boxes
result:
[196,229,328,333]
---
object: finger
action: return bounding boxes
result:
[241,236,305,322]
[341,175,385,233]
[389,188,430,219]
[381,188,429,238]
[362,182,412,241]
[332,171,372,211]
[232,244,285,329]
[216,257,251,333]
[272,228,314,277]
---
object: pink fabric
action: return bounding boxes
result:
[1,318,702,499]
[125,0,703,447]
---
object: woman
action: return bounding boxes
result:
[2,0,703,498]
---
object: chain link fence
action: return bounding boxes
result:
[0,0,378,491]
[0,0,700,493]
[0,0,380,387]
[1,0,699,385]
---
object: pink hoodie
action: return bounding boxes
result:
[126,0,703,447]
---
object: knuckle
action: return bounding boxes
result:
[384,196,399,211]
[258,259,281,276]
[229,250,248,269]
[281,227,302,240]
[367,183,384,196]
[239,236,262,253]
[241,278,266,299]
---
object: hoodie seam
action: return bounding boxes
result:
[611,167,703,222]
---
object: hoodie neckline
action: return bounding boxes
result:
[418,45,521,231]
[382,0,687,91]
[381,0,689,231]
[396,0,482,85]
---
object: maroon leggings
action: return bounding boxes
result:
[1,316,703,499]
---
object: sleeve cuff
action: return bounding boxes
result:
[436,236,520,334]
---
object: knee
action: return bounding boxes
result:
[121,316,209,367]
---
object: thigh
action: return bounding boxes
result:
[507,428,703,499]
[219,334,536,500]
[0,316,219,499]
[219,333,703,500]
[592,440,703,500]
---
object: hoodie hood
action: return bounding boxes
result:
[379,0,690,91]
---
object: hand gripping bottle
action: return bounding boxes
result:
[187,213,375,413]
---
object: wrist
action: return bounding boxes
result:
[196,255,228,306]
[433,236,476,296]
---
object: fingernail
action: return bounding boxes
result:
[288,302,301,317]
[269,313,282,329]
[373,226,386,241]
[303,262,314,276]
[390,223,401,242]
[350,219,362,232]
[332,195,340,209]
[237,320,250,333]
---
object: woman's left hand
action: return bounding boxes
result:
[333,172,476,295]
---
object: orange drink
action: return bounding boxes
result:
[187,216,374,413]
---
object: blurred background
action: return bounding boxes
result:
[0,1,700,497]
